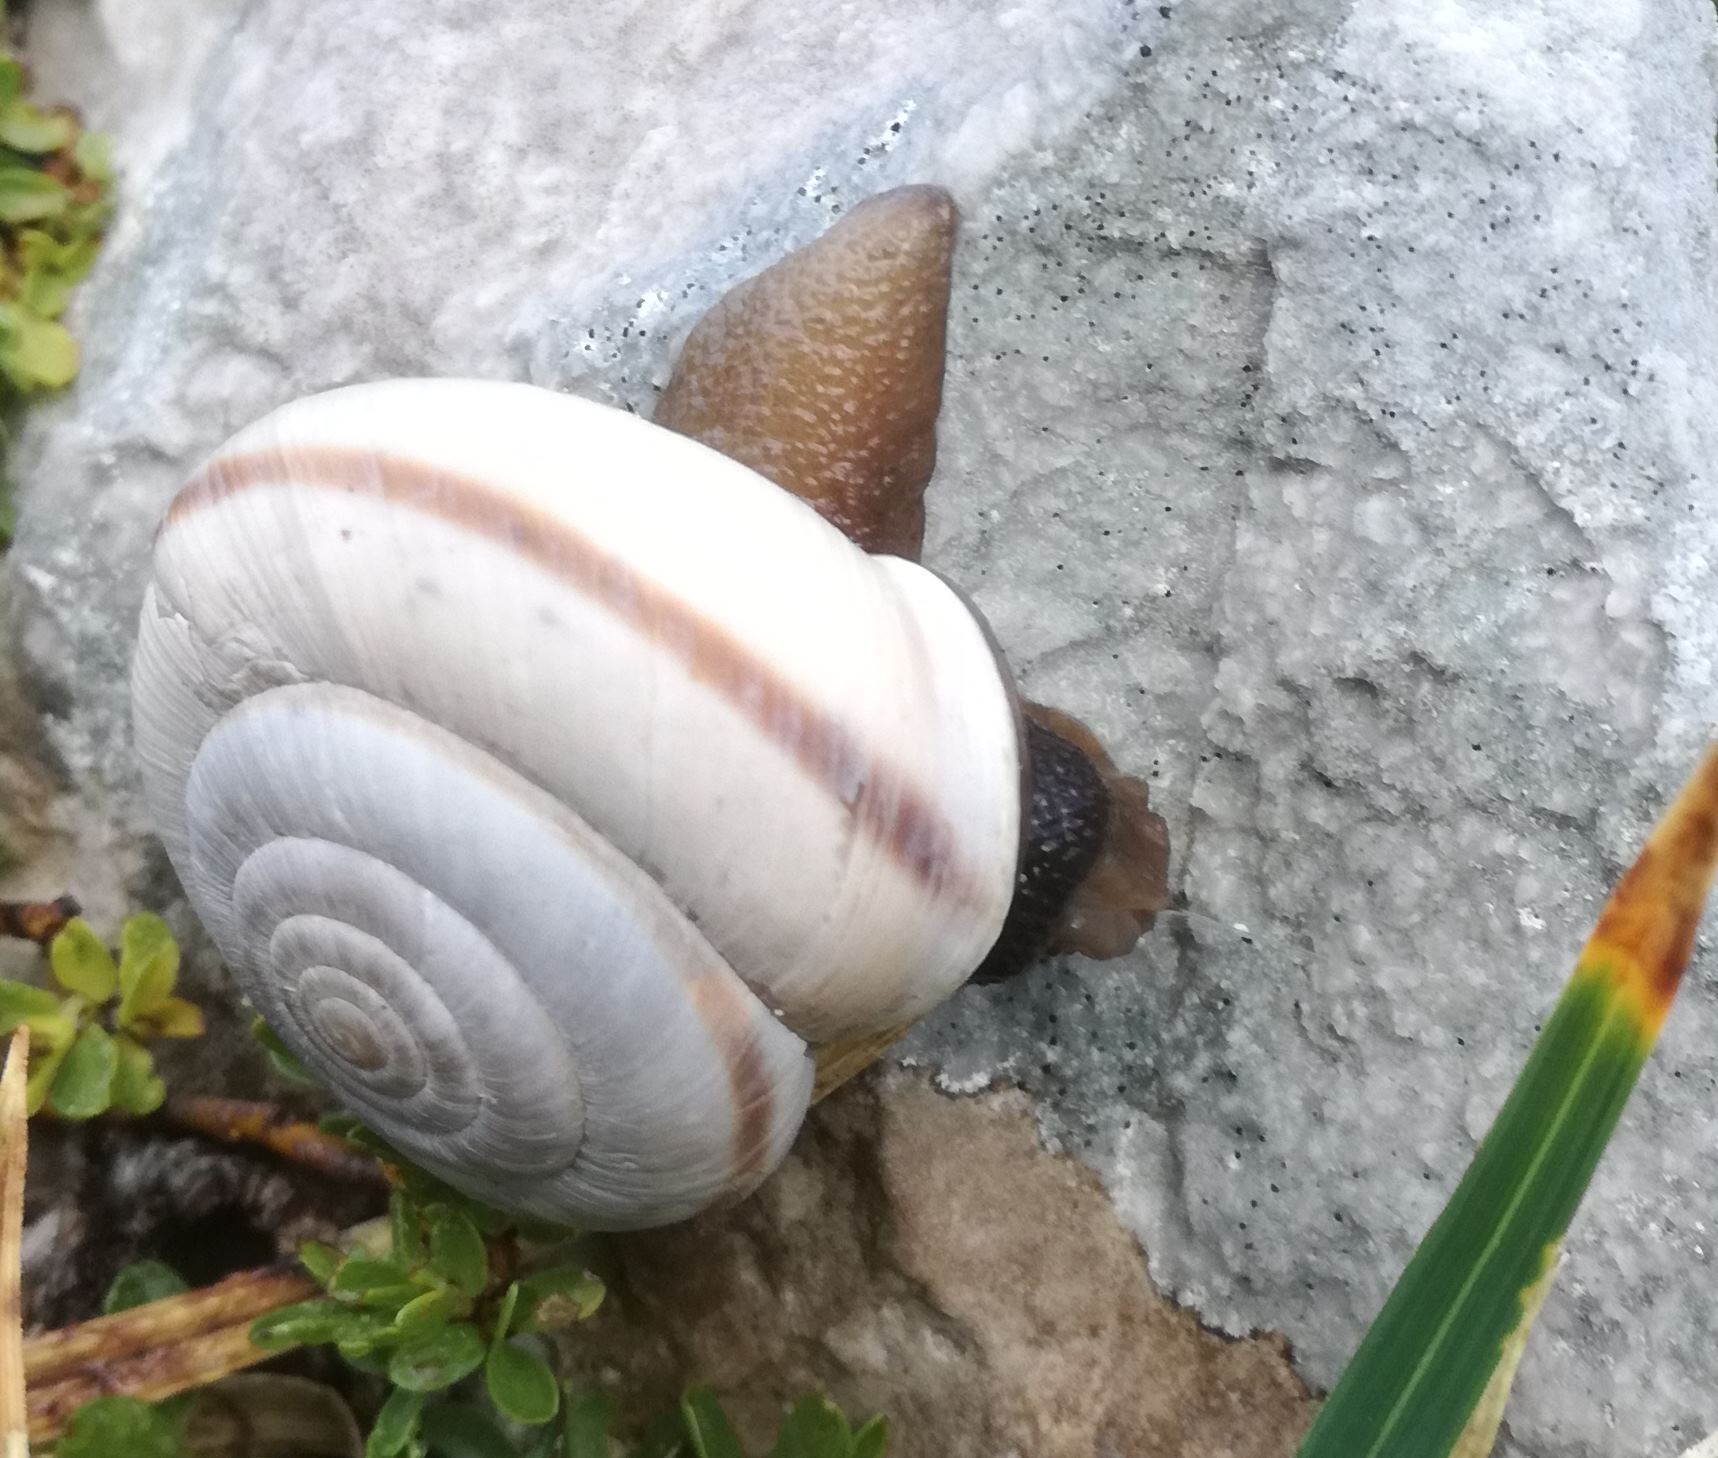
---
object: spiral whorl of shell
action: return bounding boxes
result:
[132,380,1022,1228]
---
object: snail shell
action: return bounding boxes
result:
[132,378,1024,1228]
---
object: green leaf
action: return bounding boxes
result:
[62,193,111,241]
[489,1282,521,1347]
[768,1394,852,1458]
[18,226,99,283]
[126,994,204,1040]
[73,130,113,183]
[0,99,75,154]
[0,162,67,221]
[6,1022,78,1096]
[116,912,178,1022]
[0,977,63,1027]
[20,266,72,322]
[392,1162,516,1235]
[366,1386,426,1458]
[109,1034,166,1115]
[849,1416,889,1458]
[426,1204,487,1297]
[102,1259,188,1314]
[561,1393,618,1458]
[395,1286,463,1334]
[680,1388,745,1458]
[515,1265,605,1332]
[335,1308,410,1359]
[297,1239,344,1288]
[57,1395,181,1458]
[249,1297,354,1351]
[49,1023,118,1118]
[1296,745,1718,1458]
[0,62,23,110]
[420,1401,521,1458]
[0,299,78,390]
[49,918,117,1001]
[0,983,76,1094]
[365,1284,425,1313]
[483,1340,559,1425]
[331,1256,414,1304]
[23,1035,69,1116]
[343,1348,392,1377]
[388,1322,487,1392]
[390,1190,425,1267]
[1449,1252,1559,1457]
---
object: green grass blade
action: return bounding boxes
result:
[1298,746,1718,1458]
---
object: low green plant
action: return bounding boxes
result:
[52,1242,889,1458]
[54,1395,181,1458]
[248,1135,603,1455]
[101,1257,189,1314]
[49,1384,888,1458]
[230,1048,892,1455]
[0,42,113,539]
[0,913,198,1117]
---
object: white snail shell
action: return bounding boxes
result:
[132,378,1023,1229]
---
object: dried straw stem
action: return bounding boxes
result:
[0,1029,27,1458]
[22,1266,316,1443]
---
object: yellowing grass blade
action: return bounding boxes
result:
[1297,745,1718,1458]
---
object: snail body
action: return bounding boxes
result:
[133,189,1168,1230]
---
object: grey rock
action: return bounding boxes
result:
[11,0,1718,1452]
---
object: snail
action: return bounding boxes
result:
[131,186,1170,1230]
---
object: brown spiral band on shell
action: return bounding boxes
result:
[168,443,985,911]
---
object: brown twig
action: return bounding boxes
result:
[0,1028,27,1458]
[24,1267,315,1383]
[159,1096,389,1189]
[0,898,77,949]
[28,1322,294,1443]
[22,1266,317,1442]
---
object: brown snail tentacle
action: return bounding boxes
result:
[656,185,956,560]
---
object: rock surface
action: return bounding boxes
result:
[568,1073,1311,1458]
[6,0,1718,1453]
